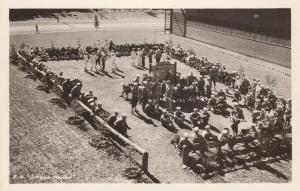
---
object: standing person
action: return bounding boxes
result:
[35,23,39,34]
[148,49,153,64]
[153,80,161,109]
[140,82,149,112]
[101,51,106,72]
[155,49,162,63]
[83,52,89,72]
[137,48,142,67]
[230,103,246,136]
[209,66,218,90]
[141,49,146,67]
[94,14,99,31]
[131,48,137,67]
[161,50,168,62]
[165,80,173,112]
[109,40,114,51]
[111,50,117,73]
[95,50,101,71]
[90,52,96,72]
[131,83,139,113]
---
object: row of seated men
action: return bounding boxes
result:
[18,50,132,138]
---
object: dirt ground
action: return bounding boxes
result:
[9,64,149,183]
[9,26,291,183]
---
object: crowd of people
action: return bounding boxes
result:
[17,45,131,138]
[117,42,292,170]
[17,40,292,172]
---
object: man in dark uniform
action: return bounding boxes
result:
[114,114,131,137]
[147,49,153,64]
[230,103,245,136]
[107,111,118,127]
[70,82,82,99]
[174,107,185,128]
[160,109,174,130]
[197,76,205,99]
[190,108,201,127]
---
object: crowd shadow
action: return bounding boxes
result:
[133,110,158,127]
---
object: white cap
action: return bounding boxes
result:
[193,127,199,132]
[183,132,189,138]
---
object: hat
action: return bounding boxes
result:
[76,82,81,86]
[193,108,199,112]
[221,130,228,134]
[193,127,199,132]
[205,125,211,130]
[122,113,127,117]
[183,132,189,138]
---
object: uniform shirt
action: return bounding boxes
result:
[174,111,185,119]
[190,112,201,122]
[231,107,245,120]
[107,115,117,127]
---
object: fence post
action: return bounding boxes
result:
[142,152,149,172]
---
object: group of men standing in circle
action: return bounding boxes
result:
[83,39,118,73]
[130,48,169,68]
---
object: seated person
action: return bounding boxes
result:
[144,99,156,116]
[215,96,227,112]
[94,102,110,119]
[244,92,255,108]
[160,109,174,130]
[69,82,82,99]
[178,132,193,153]
[262,97,272,112]
[217,128,232,153]
[107,111,118,127]
[189,108,201,127]
[191,127,208,155]
[174,107,185,128]
[114,113,131,137]
[217,89,226,100]
[200,107,210,127]
[232,88,242,103]
[202,125,217,142]
[208,95,217,111]
[57,72,64,85]
[120,83,131,100]
[82,90,94,104]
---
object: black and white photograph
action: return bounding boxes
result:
[1,0,299,188]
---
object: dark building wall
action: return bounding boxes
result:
[171,9,185,36]
[171,9,291,67]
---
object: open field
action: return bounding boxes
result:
[9,23,291,183]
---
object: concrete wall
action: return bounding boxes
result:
[170,9,291,68]
[185,25,291,67]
